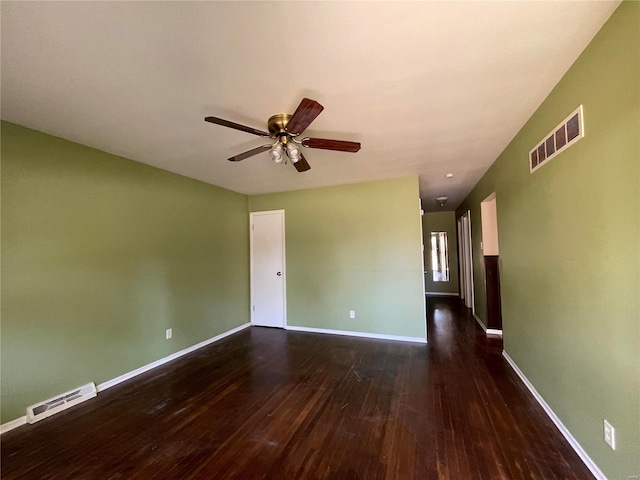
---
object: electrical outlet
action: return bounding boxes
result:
[166,328,172,340]
[604,419,615,450]
[349,310,356,319]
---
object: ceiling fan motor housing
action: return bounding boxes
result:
[268,114,292,138]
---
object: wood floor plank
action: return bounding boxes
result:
[1,297,595,479]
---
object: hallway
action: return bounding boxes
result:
[422,296,593,479]
[1,297,593,479]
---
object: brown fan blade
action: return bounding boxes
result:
[302,138,361,153]
[285,98,324,135]
[205,116,270,137]
[228,144,271,162]
[293,154,311,172]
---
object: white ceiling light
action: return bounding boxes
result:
[286,142,301,163]
[436,196,448,207]
[269,143,284,163]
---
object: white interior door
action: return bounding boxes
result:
[250,210,286,328]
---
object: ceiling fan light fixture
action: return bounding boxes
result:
[269,143,284,164]
[286,141,301,163]
[436,196,448,207]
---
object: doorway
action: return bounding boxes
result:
[250,210,286,328]
[480,193,502,332]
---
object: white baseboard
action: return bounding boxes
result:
[0,322,252,435]
[473,313,487,332]
[286,325,427,344]
[425,292,460,297]
[502,351,606,480]
[473,314,502,337]
[0,416,27,435]
[97,322,251,392]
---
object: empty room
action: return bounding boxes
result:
[1,2,638,479]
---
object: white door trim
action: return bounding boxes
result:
[459,210,475,313]
[465,210,475,314]
[418,199,427,340]
[457,218,465,301]
[249,210,287,328]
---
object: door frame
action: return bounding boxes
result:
[457,217,465,301]
[419,199,426,295]
[459,210,475,313]
[249,210,287,328]
[480,193,502,333]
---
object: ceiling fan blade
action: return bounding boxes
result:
[293,154,311,172]
[285,98,324,135]
[228,144,271,162]
[205,116,270,137]
[302,138,361,153]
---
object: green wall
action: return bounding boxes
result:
[456,3,639,478]
[249,177,426,340]
[1,122,250,423]
[1,124,427,424]
[422,211,459,295]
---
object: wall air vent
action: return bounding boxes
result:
[529,105,584,173]
[26,382,97,424]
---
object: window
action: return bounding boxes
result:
[430,232,449,282]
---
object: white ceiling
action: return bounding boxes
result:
[1,1,619,211]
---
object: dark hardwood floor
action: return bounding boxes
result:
[1,297,594,479]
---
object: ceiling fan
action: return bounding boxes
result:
[204,98,361,172]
